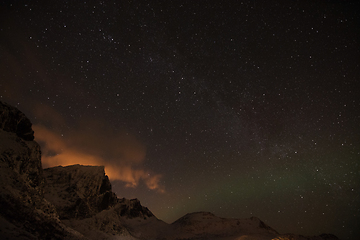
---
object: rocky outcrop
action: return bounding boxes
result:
[43,165,159,239]
[0,101,157,239]
[0,102,42,189]
[116,198,154,219]
[43,165,118,219]
[0,101,34,141]
[0,101,85,239]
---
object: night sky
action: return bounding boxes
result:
[1,1,359,239]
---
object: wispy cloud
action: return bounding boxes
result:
[33,118,164,193]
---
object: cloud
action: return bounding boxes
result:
[33,120,165,193]
[64,119,147,165]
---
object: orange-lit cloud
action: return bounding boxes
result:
[33,122,165,193]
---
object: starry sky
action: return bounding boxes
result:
[1,0,359,239]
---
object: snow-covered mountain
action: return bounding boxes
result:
[0,101,340,240]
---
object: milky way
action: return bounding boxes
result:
[1,1,359,239]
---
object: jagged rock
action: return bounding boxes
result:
[0,101,85,240]
[116,198,154,219]
[0,101,34,141]
[43,165,158,238]
[0,102,42,189]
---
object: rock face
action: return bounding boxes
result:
[0,101,340,240]
[43,165,118,219]
[0,101,84,240]
[0,102,41,189]
[0,101,34,141]
[42,165,157,239]
[0,101,158,240]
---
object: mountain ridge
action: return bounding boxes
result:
[0,101,340,240]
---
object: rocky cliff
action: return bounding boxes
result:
[0,101,160,240]
[43,165,118,219]
[0,101,34,141]
[0,101,340,240]
[0,101,84,239]
[42,165,158,239]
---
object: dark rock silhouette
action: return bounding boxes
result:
[0,101,34,141]
[0,101,84,239]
